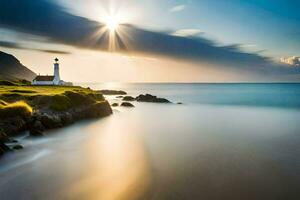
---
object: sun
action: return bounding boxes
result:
[105,16,120,32]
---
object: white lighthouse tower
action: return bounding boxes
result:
[53,58,61,85]
[32,58,72,86]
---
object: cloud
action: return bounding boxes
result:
[172,29,203,37]
[0,40,71,54]
[0,0,299,78]
[280,56,300,66]
[37,49,71,54]
[0,41,22,49]
[169,5,186,13]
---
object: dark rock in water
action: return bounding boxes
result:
[12,144,23,150]
[116,96,124,98]
[99,90,127,95]
[111,103,119,107]
[136,94,171,103]
[0,142,10,155]
[177,102,183,105]
[121,102,135,107]
[8,139,18,143]
[123,96,135,101]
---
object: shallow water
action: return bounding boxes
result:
[0,83,300,200]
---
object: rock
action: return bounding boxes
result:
[116,96,124,98]
[0,116,27,136]
[111,103,119,107]
[99,90,127,95]
[8,139,18,143]
[123,96,135,101]
[40,113,62,129]
[136,94,171,103]
[73,101,113,119]
[30,129,45,136]
[177,102,183,105]
[12,144,23,150]
[30,120,45,136]
[59,112,73,125]
[0,142,10,155]
[0,131,8,142]
[121,102,135,107]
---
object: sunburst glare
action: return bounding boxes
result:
[105,15,120,32]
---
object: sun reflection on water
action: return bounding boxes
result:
[66,116,151,200]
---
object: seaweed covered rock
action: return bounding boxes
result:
[99,90,127,95]
[123,96,135,101]
[121,102,135,107]
[12,144,23,150]
[136,94,171,103]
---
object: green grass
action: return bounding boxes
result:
[0,85,106,112]
[0,100,33,119]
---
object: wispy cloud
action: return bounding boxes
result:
[280,56,300,66]
[0,40,71,54]
[172,29,203,37]
[169,4,186,13]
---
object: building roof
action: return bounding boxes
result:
[33,75,55,81]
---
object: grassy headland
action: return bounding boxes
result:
[0,84,112,154]
[0,85,106,111]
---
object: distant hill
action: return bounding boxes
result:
[0,51,36,81]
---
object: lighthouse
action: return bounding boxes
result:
[32,58,72,86]
[53,58,61,85]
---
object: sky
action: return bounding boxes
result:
[0,0,300,82]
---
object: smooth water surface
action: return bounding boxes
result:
[0,83,300,200]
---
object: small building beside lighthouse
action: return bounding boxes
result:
[32,58,72,86]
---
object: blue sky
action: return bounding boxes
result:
[60,0,300,57]
[122,0,300,57]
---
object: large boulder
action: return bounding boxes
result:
[122,96,135,101]
[99,90,127,95]
[73,101,113,119]
[136,94,171,103]
[121,102,135,107]
[12,144,23,150]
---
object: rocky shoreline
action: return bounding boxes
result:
[0,87,113,156]
[0,88,176,156]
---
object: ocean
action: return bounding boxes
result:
[0,83,300,200]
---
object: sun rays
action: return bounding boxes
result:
[105,15,120,32]
[85,2,136,52]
